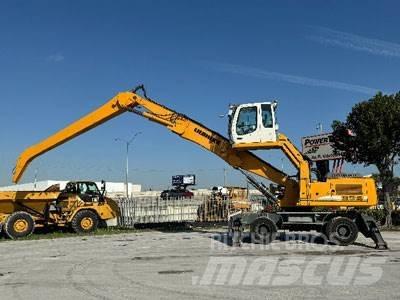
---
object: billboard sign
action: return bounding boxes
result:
[301,133,343,161]
[172,174,196,186]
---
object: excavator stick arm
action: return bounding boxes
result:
[13,92,137,183]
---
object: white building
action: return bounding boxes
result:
[0,180,142,198]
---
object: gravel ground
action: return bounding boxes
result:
[0,230,399,300]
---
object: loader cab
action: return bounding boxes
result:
[64,181,104,202]
[229,101,278,144]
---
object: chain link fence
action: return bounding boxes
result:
[116,195,266,228]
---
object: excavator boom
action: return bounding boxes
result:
[13,87,297,200]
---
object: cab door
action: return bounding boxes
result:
[231,104,259,143]
[257,103,277,142]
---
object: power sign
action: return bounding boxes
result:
[301,133,343,161]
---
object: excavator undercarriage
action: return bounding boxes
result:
[231,169,387,249]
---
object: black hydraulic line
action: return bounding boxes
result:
[132,84,148,99]
[237,168,278,206]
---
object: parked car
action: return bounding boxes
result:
[160,187,194,199]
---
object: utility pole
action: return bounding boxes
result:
[115,131,142,199]
[125,142,129,199]
[34,169,38,191]
[246,180,250,200]
[316,122,323,134]
[223,168,227,187]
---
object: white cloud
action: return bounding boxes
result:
[308,26,400,58]
[47,53,65,62]
[205,62,378,95]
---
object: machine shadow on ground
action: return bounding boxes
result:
[210,231,378,249]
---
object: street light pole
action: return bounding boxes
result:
[115,131,142,199]
[223,168,227,187]
[125,142,129,199]
[34,169,38,191]
[316,122,323,134]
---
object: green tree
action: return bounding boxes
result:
[331,92,400,227]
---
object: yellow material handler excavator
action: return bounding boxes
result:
[12,85,387,248]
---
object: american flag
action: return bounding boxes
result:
[347,129,355,136]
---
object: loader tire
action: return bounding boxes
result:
[320,222,329,238]
[4,211,35,239]
[327,216,358,246]
[71,210,99,234]
[250,217,277,244]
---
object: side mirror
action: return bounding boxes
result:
[101,180,106,195]
[228,104,236,117]
[275,123,279,131]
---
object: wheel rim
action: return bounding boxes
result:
[258,224,270,235]
[81,217,94,230]
[14,219,28,233]
[336,224,351,238]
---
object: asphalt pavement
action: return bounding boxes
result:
[0,229,399,299]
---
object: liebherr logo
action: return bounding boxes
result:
[194,128,221,145]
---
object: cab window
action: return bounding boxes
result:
[77,183,87,194]
[86,182,100,194]
[236,106,257,135]
[77,182,99,195]
[261,104,273,128]
[65,183,76,193]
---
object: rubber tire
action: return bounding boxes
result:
[327,217,358,246]
[98,219,108,229]
[4,211,35,239]
[250,217,277,244]
[71,210,99,234]
[320,222,329,238]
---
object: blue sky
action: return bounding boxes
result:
[0,1,399,189]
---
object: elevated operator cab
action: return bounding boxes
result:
[229,101,279,144]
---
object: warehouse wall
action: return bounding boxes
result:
[0,180,142,198]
